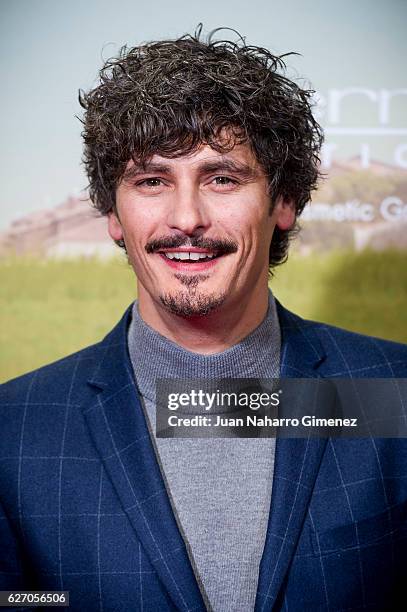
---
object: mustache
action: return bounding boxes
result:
[145,235,238,255]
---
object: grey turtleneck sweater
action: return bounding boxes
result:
[127,292,280,611]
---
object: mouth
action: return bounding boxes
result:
[157,248,224,271]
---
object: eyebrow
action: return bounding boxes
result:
[197,159,258,180]
[121,158,259,182]
[122,162,172,181]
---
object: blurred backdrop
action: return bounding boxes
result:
[1,0,406,380]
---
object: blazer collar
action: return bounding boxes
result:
[84,302,330,611]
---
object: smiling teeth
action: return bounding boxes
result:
[164,252,214,261]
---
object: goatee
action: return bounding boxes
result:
[159,290,227,317]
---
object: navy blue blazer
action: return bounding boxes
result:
[1,302,407,611]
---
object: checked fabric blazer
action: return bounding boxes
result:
[0,302,407,611]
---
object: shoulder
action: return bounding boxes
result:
[315,320,407,376]
[277,302,407,377]
[0,304,133,405]
[316,321,407,368]
[0,341,105,406]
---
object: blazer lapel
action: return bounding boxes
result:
[82,306,206,612]
[255,302,329,611]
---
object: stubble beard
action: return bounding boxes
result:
[159,273,227,317]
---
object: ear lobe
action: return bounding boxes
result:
[275,198,296,231]
[108,211,124,241]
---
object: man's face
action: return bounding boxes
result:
[109,142,294,318]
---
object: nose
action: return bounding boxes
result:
[166,184,210,236]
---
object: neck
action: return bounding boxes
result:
[137,284,270,355]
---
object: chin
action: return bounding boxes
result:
[159,289,227,318]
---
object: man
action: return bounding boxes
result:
[1,30,406,612]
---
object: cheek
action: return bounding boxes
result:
[229,209,273,243]
[119,209,159,245]
[218,214,270,253]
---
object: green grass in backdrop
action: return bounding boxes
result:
[1,250,406,382]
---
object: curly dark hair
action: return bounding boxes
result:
[79,26,323,268]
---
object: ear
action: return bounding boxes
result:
[108,211,123,241]
[274,197,296,230]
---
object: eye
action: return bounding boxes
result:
[137,178,163,188]
[209,176,240,191]
[213,176,235,185]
